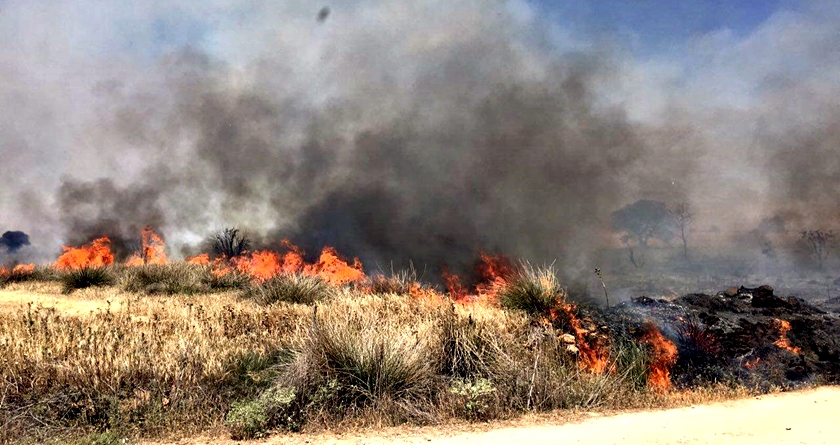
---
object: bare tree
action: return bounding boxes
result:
[211,228,251,259]
[800,230,835,271]
[672,202,693,260]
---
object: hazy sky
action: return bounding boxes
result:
[1,0,838,267]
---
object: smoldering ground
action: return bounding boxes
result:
[3,1,840,279]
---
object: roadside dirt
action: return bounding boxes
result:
[148,386,840,445]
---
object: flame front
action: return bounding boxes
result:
[126,227,168,266]
[551,304,610,374]
[640,322,678,391]
[55,236,115,270]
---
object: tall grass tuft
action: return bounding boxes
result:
[247,274,333,305]
[367,265,423,295]
[61,266,114,293]
[497,262,566,316]
[119,263,207,295]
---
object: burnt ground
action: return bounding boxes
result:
[604,285,840,390]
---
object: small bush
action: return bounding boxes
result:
[203,269,251,291]
[61,267,114,293]
[248,274,333,305]
[498,262,566,316]
[449,378,496,420]
[226,386,297,440]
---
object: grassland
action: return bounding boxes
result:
[0,264,767,444]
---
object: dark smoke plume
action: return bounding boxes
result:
[2,1,840,278]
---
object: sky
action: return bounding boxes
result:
[1,0,839,270]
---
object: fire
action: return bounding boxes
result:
[442,268,468,302]
[551,304,610,374]
[303,247,365,285]
[474,252,513,300]
[639,322,678,391]
[55,236,115,270]
[233,250,282,281]
[126,227,168,266]
[186,253,210,265]
[774,319,801,354]
[199,240,365,285]
[0,263,36,276]
[744,357,761,370]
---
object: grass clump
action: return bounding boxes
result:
[498,262,566,315]
[60,266,114,293]
[367,266,424,295]
[119,263,207,295]
[248,274,333,305]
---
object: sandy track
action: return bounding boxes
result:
[152,386,840,445]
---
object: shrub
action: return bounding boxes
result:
[61,267,114,293]
[449,378,496,420]
[498,262,566,316]
[226,386,297,440]
[248,274,333,305]
[203,269,251,291]
[120,263,206,295]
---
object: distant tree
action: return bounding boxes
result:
[672,202,693,260]
[612,200,674,268]
[800,230,835,271]
[211,228,251,259]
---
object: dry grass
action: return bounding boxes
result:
[0,285,310,442]
[0,267,773,443]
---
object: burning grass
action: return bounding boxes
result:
[2,233,832,442]
[0,270,698,442]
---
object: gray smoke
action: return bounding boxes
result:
[2,1,840,277]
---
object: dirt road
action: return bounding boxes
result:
[154,386,839,445]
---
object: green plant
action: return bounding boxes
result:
[61,267,114,293]
[248,274,333,305]
[225,386,297,439]
[449,378,496,420]
[498,262,566,316]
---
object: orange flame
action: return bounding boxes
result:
[442,268,468,302]
[774,319,801,354]
[186,253,210,265]
[302,247,365,285]
[474,252,513,300]
[233,250,282,281]
[55,237,115,270]
[744,357,761,370]
[126,227,168,266]
[639,322,678,391]
[551,304,610,374]
[13,263,36,274]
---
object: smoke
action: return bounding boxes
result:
[2,1,840,277]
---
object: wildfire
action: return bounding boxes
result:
[186,253,210,265]
[639,322,678,391]
[126,227,168,266]
[0,263,36,276]
[774,319,801,354]
[474,252,513,300]
[233,250,282,281]
[550,304,610,374]
[744,357,762,370]
[442,253,513,303]
[55,236,115,270]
